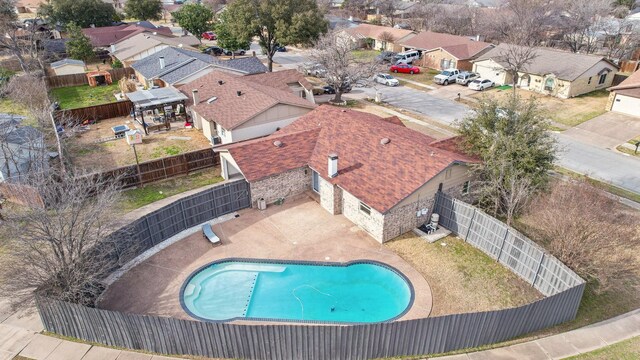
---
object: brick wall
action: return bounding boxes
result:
[318,177,342,215]
[342,190,385,242]
[250,167,310,206]
[382,196,435,242]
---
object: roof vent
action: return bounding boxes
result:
[273,140,283,147]
[341,109,347,112]
[206,96,218,104]
[380,138,390,145]
[237,90,242,96]
[218,80,224,85]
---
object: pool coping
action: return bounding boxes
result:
[179,257,416,325]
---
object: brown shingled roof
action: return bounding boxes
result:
[220,106,477,213]
[344,24,415,42]
[179,71,317,130]
[246,69,314,92]
[609,69,640,92]
[401,31,494,60]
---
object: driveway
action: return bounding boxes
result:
[562,112,640,149]
[428,83,478,101]
[555,133,640,193]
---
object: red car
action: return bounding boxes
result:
[390,63,420,74]
[202,31,217,40]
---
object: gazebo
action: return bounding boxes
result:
[86,70,113,87]
[126,87,189,134]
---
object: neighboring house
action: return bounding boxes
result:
[216,106,477,243]
[82,22,173,48]
[473,44,619,98]
[132,47,268,87]
[110,33,199,66]
[607,69,640,117]
[15,0,44,13]
[401,31,494,71]
[341,24,416,52]
[50,59,86,75]
[0,115,46,183]
[179,70,317,144]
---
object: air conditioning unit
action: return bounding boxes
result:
[211,136,221,145]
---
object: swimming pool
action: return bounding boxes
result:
[180,259,414,323]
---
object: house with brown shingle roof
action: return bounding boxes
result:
[341,24,416,52]
[179,70,317,144]
[216,106,477,243]
[607,69,640,117]
[400,31,494,71]
[473,44,619,99]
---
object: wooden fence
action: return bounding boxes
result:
[45,68,135,89]
[101,148,220,189]
[54,100,133,122]
[35,191,586,360]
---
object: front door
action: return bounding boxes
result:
[312,170,319,193]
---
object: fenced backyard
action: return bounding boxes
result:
[35,191,586,360]
[45,68,134,89]
[55,100,133,121]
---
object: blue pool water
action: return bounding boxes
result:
[180,260,413,323]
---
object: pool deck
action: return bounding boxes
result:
[98,195,433,323]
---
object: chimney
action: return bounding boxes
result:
[218,80,224,85]
[159,56,165,69]
[110,43,116,53]
[192,89,199,104]
[328,154,338,178]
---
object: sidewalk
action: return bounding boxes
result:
[1,299,638,360]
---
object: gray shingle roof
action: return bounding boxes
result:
[211,57,267,75]
[132,47,214,84]
[474,44,618,81]
[50,59,85,68]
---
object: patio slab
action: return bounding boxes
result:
[19,333,62,359]
[99,195,433,322]
[82,346,121,360]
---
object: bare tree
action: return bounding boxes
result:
[0,0,49,73]
[602,18,640,60]
[0,116,47,181]
[496,44,538,98]
[559,0,612,53]
[0,169,136,306]
[311,29,378,103]
[523,180,639,292]
[378,31,395,50]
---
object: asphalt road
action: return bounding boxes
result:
[555,133,640,193]
[360,86,472,125]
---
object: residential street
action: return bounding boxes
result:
[555,133,640,193]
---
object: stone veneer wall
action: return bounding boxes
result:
[249,167,310,206]
[318,177,343,215]
[382,196,435,242]
[341,189,385,242]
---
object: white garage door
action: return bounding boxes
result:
[474,64,506,85]
[611,94,640,117]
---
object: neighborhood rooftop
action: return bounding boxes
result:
[343,23,415,42]
[127,87,188,110]
[179,71,316,130]
[110,33,200,60]
[474,43,618,81]
[50,58,85,68]
[220,106,477,213]
[401,31,494,60]
[132,47,215,84]
[608,68,640,97]
[82,23,173,48]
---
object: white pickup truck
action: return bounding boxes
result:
[434,69,460,85]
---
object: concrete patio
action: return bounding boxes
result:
[98,194,434,322]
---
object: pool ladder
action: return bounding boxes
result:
[242,273,259,317]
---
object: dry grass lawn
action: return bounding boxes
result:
[66,116,212,170]
[471,89,609,128]
[385,234,543,316]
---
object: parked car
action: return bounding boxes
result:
[375,51,397,64]
[434,69,460,85]
[374,73,399,86]
[469,78,494,91]
[323,82,352,94]
[301,63,327,77]
[274,43,287,52]
[456,72,480,86]
[201,31,217,40]
[394,50,420,65]
[223,48,247,56]
[202,46,224,56]
[390,63,420,74]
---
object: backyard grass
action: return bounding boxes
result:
[50,84,120,109]
[0,98,29,117]
[351,49,380,61]
[385,234,543,316]
[565,336,640,360]
[471,89,609,128]
[117,167,224,213]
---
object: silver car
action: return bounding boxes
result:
[456,72,480,86]
[374,73,399,86]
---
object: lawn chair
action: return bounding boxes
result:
[202,223,221,245]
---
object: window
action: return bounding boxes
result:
[220,127,226,136]
[462,181,471,195]
[598,73,607,85]
[544,77,555,91]
[359,202,371,215]
[312,171,319,193]
[588,77,592,84]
